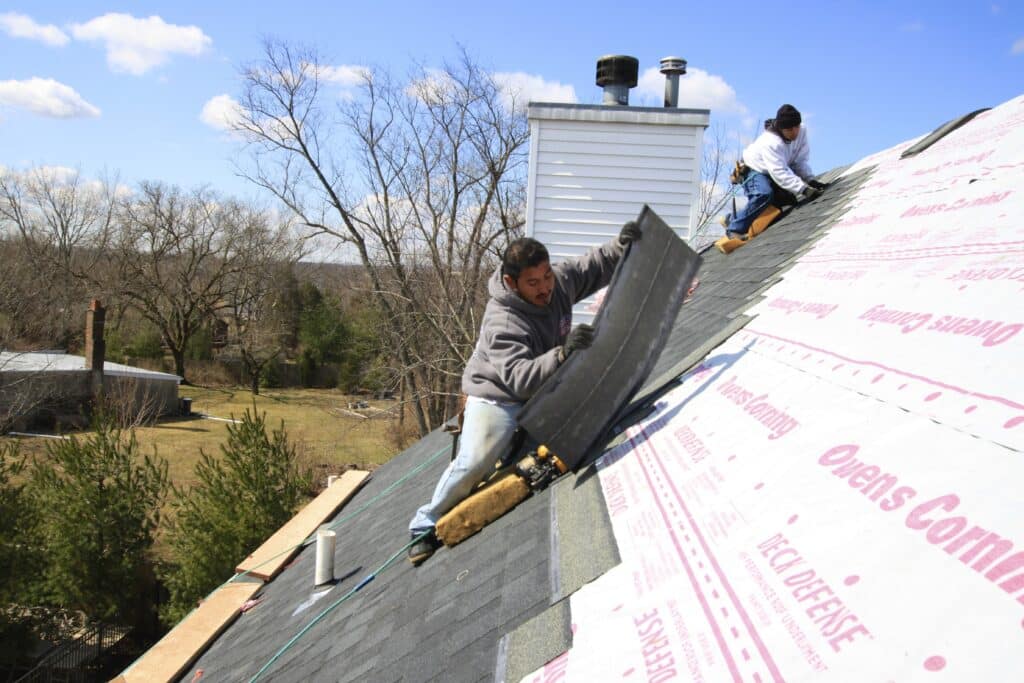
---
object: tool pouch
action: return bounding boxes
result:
[729,160,749,185]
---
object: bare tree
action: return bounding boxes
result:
[0,167,115,347]
[690,123,743,250]
[99,376,164,429]
[0,168,114,431]
[221,206,303,395]
[235,40,529,434]
[111,182,246,382]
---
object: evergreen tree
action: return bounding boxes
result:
[27,418,169,626]
[161,410,310,626]
[0,442,42,671]
[298,285,350,366]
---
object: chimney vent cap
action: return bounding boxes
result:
[659,56,687,75]
[595,55,639,88]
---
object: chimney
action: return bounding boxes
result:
[659,56,687,108]
[84,299,105,397]
[595,55,639,106]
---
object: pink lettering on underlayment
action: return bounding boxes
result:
[674,425,709,463]
[834,213,880,228]
[900,191,1012,218]
[806,269,867,282]
[859,304,1023,347]
[815,443,1024,611]
[717,376,799,440]
[881,229,927,243]
[604,471,629,517]
[756,533,872,652]
[633,609,679,683]
[947,266,1024,284]
[768,297,838,319]
[912,150,996,176]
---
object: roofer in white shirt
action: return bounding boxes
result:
[720,104,826,238]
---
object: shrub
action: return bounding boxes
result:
[26,418,169,625]
[126,326,165,359]
[298,349,317,388]
[186,325,214,361]
[160,410,310,626]
[0,442,41,669]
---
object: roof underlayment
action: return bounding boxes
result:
[522,94,1024,681]
[145,92,1024,682]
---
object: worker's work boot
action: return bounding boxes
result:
[407,529,440,565]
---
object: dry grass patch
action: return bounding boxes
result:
[162,386,401,487]
[5,386,406,494]
[4,386,414,563]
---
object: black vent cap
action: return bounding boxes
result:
[595,55,639,88]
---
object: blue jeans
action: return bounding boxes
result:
[408,397,521,534]
[727,171,773,235]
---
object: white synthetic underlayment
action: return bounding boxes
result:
[522,94,1024,682]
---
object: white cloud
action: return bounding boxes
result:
[406,67,455,105]
[200,93,296,142]
[636,67,748,116]
[408,69,575,113]
[5,166,132,200]
[0,78,100,118]
[70,13,211,75]
[34,165,80,184]
[1013,37,1024,55]
[0,11,69,46]
[200,94,245,131]
[318,64,369,87]
[492,72,577,112]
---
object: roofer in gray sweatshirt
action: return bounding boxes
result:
[408,221,641,564]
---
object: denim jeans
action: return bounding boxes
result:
[408,396,521,534]
[727,171,773,235]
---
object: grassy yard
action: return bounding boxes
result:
[7,386,410,494]
[162,385,407,489]
[5,386,413,560]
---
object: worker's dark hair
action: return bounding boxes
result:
[502,238,549,281]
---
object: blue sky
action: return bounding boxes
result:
[1,2,1021,201]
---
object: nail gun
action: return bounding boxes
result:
[514,445,568,491]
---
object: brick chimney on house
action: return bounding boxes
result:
[84,299,105,398]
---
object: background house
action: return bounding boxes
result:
[0,301,182,432]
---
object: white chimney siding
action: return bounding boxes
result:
[525,102,710,324]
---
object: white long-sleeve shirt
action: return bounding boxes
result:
[741,126,813,195]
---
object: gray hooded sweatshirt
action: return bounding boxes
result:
[462,237,626,403]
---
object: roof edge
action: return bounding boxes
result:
[528,102,710,127]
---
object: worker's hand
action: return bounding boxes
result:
[807,179,828,191]
[618,220,641,245]
[560,324,595,362]
[801,185,822,201]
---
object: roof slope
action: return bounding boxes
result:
[173,175,862,681]
[173,93,1024,682]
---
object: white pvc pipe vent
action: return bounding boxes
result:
[315,529,336,587]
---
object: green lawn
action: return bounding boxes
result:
[8,386,409,494]
[166,386,406,487]
[4,385,414,564]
